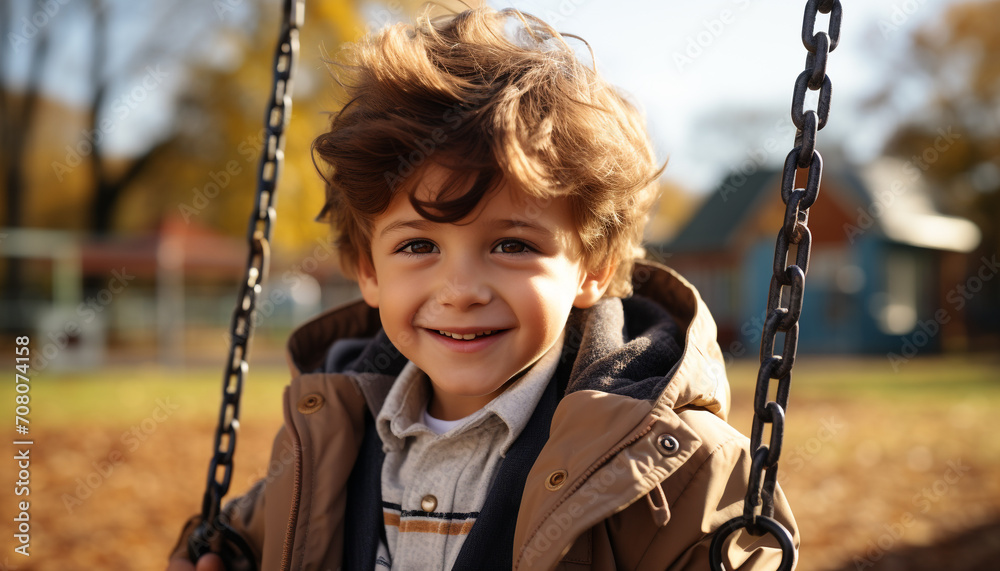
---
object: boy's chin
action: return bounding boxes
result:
[425,383,508,420]
[427,377,511,400]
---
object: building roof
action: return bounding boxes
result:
[666,169,776,252]
[856,158,980,253]
[665,158,981,254]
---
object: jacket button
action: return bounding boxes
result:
[297,393,324,414]
[420,495,437,512]
[657,434,680,456]
[545,470,568,491]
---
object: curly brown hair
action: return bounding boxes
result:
[312,6,664,297]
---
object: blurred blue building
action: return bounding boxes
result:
[658,158,982,356]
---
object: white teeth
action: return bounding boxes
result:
[437,330,495,340]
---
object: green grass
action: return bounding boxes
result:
[8,354,998,428]
[727,354,1000,403]
[13,363,291,427]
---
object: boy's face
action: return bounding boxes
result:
[358,164,611,420]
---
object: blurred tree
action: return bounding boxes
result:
[0,2,47,232]
[0,0,216,236]
[876,1,1000,255]
[0,0,485,263]
[81,0,183,236]
[0,0,51,315]
[140,0,382,253]
[117,0,479,254]
[646,179,699,246]
[873,0,1000,340]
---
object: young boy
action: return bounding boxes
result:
[170,6,797,570]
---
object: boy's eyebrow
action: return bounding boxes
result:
[379,218,435,238]
[494,219,553,235]
[380,218,555,237]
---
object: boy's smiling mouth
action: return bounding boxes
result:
[434,329,502,340]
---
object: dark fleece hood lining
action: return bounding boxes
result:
[564,295,684,400]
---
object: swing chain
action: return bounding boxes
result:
[710,0,841,569]
[188,0,305,563]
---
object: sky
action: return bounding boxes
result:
[4,0,215,162]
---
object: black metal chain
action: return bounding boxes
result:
[188,0,304,564]
[710,1,842,569]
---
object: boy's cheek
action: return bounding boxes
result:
[394,330,416,348]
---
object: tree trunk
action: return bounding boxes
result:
[1,6,51,330]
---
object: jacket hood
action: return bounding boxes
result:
[286,260,729,419]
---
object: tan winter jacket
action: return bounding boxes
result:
[171,261,799,570]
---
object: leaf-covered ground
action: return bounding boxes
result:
[1,355,998,570]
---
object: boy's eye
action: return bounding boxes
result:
[398,240,438,254]
[493,240,530,254]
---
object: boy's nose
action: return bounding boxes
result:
[435,261,492,309]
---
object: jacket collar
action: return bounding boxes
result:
[628,260,730,419]
[285,298,382,376]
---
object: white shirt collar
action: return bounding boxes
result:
[375,334,564,456]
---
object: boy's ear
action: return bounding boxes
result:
[573,261,617,309]
[357,256,380,308]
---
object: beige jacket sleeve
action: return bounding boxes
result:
[604,409,799,571]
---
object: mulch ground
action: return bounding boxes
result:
[2,359,999,570]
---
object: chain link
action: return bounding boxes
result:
[188,0,304,563]
[710,1,841,568]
